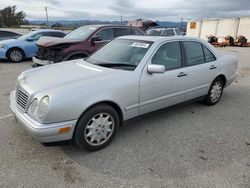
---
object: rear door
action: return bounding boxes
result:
[182,41,218,100]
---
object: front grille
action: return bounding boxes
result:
[16,86,29,110]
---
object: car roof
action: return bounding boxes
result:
[118,35,202,42]
[78,24,144,30]
[148,27,180,30]
[32,29,65,33]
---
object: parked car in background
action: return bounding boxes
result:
[0,30,22,41]
[10,36,237,151]
[147,27,181,37]
[0,29,66,62]
[32,25,145,66]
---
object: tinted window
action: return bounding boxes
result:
[162,29,175,36]
[49,32,65,38]
[94,28,114,41]
[203,45,216,62]
[152,42,182,70]
[183,41,205,66]
[131,29,145,35]
[114,28,130,37]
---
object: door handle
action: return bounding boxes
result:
[177,72,188,77]
[209,65,217,70]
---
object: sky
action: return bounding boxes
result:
[1,0,250,21]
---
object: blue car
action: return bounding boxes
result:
[0,29,66,62]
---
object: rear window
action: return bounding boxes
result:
[203,45,216,62]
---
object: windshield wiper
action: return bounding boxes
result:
[97,63,137,68]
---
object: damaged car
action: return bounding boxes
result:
[32,25,145,66]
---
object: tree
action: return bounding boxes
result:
[52,22,63,28]
[0,6,27,27]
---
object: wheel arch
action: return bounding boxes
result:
[76,101,124,127]
[6,47,25,58]
[215,74,226,87]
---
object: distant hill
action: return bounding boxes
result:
[28,20,187,29]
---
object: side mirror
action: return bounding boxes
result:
[147,64,165,74]
[90,37,102,46]
[26,37,35,42]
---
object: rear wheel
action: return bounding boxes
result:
[74,104,119,151]
[204,77,224,105]
[7,48,24,62]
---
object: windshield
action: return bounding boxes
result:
[86,39,153,71]
[64,26,97,40]
[18,31,35,40]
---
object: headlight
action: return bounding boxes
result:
[29,98,38,113]
[28,96,50,120]
[37,96,50,119]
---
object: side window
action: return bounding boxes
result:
[203,45,216,62]
[162,29,175,36]
[131,29,145,36]
[94,28,114,41]
[183,41,205,66]
[152,42,182,70]
[113,28,131,37]
[49,32,65,38]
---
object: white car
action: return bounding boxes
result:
[10,36,237,151]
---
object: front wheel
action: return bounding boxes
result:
[204,78,224,105]
[74,104,120,151]
[7,48,24,62]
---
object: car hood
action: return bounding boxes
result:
[0,38,20,46]
[37,36,81,47]
[19,60,119,95]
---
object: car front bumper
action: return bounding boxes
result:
[0,48,8,59]
[33,57,54,65]
[10,91,77,143]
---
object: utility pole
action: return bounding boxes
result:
[120,15,123,23]
[45,0,49,28]
[180,15,184,32]
[45,7,49,28]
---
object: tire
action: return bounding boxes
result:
[204,77,224,106]
[74,104,120,151]
[7,48,24,63]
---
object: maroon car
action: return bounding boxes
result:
[33,25,145,66]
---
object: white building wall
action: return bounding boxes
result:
[238,17,250,40]
[187,16,250,41]
[199,20,219,40]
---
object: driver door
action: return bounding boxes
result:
[139,41,187,114]
[89,28,114,52]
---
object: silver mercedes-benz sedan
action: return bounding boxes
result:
[10,36,237,151]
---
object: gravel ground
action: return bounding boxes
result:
[0,47,250,188]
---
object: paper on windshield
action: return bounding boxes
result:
[131,42,150,48]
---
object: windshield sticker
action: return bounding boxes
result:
[131,42,150,48]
